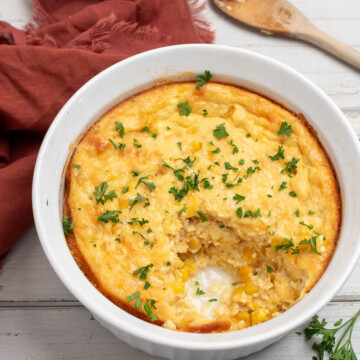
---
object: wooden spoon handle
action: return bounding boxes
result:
[296,25,360,69]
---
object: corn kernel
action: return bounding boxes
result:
[234,311,251,327]
[251,309,267,325]
[244,280,258,295]
[239,265,253,282]
[293,290,300,299]
[128,182,137,192]
[183,259,196,276]
[179,267,189,283]
[171,280,185,294]
[242,246,255,263]
[231,286,245,302]
[191,141,202,152]
[188,237,200,249]
[185,195,199,217]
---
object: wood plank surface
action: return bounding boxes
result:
[0,302,359,360]
[0,0,359,359]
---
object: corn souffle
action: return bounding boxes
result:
[63,72,341,333]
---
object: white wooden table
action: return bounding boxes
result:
[1,1,359,359]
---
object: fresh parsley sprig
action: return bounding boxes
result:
[302,310,360,360]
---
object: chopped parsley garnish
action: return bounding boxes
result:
[244,209,261,218]
[178,206,188,217]
[182,156,196,167]
[232,282,237,286]
[135,175,156,192]
[115,121,125,138]
[245,133,251,138]
[299,236,320,255]
[289,191,297,197]
[197,211,208,223]
[133,231,154,248]
[115,237,121,243]
[277,121,293,136]
[281,157,299,177]
[294,209,300,217]
[133,139,141,148]
[195,281,199,286]
[267,194,272,198]
[126,290,141,302]
[219,224,225,228]
[109,139,125,151]
[127,218,149,226]
[201,178,214,189]
[236,207,243,219]
[278,181,287,191]
[299,221,313,230]
[72,164,81,169]
[208,299,217,302]
[141,126,157,139]
[196,288,205,295]
[122,186,129,193]
[162,161,185,181]
[211,147,221,154]
[195,70,212,90]
[144,299,157,321]
[169,187,188,202]
[233,194,245,204]
[239,159,245,166]
[252,159,259,164]
[97,210,122,224]
[274,238,299,254]
[63,215,74,235]
[213,123,229,140]
[93,182,117,205]
[228,139,239,154]
[177,142,182,150]
[131,170,140,177]
[303,310,360,360]
[225,162,238,172]
[129,193,150,211]
[166,262,171,266]
[309,210,315,215]
[269,145,285,161]
[246,166,261,175]
[144,281,151,290]
[203,109,208,117]
[133,263,153,280]
[126,291,157,321]
[177,101,192,116]
[168,172,200,202]
[266,265,275,273]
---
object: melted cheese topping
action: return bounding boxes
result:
[66,82,340,332]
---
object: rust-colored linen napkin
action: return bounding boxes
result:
[0,0,214,263]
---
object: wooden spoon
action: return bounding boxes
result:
[213,0,360,69]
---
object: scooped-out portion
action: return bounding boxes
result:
[64,81,341,332]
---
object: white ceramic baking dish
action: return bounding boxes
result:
[32,44,360,360]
